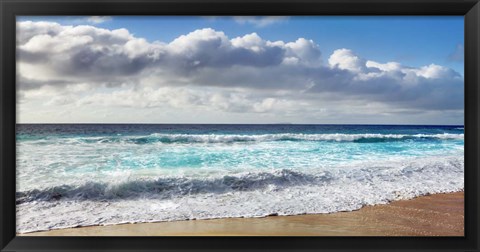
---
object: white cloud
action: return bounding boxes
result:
[414,64,455,79]
[285,38,322,66]
[231,33,265,52]
[20,33,94,53]
[366,60,401,72]
[16,21,64,44]
[329,48,365,73]
[16,21,464,124]
[168,28,229,54]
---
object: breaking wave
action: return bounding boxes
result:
[16,154,464,233]
[30,133,465,145]
[16,154,464,204]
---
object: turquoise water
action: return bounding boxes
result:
[16,124,464,233]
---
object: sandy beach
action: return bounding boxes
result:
[20,191,463,236]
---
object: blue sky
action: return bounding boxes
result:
[16,16,464,124]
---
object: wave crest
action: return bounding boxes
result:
[16,169,331,203]
[16,155,464,204]
[65,133,465,145]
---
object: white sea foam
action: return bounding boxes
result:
[16,153,464,233]
[19,133,464,145]
[148,132,464,142]
[36,133,462,145]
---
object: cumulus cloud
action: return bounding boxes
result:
[329,49,366,73]
[16,21,464,124]
[16,22,322,87]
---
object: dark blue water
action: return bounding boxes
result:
[16,124,464,136]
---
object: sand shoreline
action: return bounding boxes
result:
[19,191,464,236]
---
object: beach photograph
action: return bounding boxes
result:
[16,16,464,236]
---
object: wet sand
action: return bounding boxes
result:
[20,192,464,236]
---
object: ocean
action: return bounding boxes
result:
[15,124,464,233]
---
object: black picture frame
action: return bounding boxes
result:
[1,0,479,251]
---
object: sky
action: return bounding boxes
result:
[16,16,464,124]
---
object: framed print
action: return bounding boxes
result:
[1,0,479,251]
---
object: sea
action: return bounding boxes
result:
[15,124,465,233]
